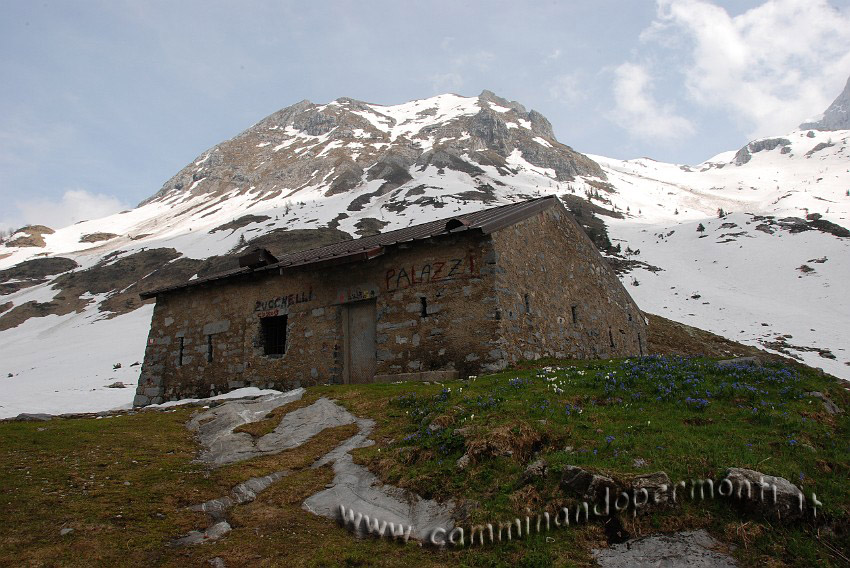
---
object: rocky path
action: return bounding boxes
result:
[176,390,454,545]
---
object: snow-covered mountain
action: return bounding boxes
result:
[1,87,848,417]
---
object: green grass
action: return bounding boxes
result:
[1,355,848,566]
[326,356,850,565]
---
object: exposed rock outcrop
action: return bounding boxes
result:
[79,232,118,243]
[5,225,54,248]
[733,138,790,165]
[0,257,78,295]
[724,467,806,523]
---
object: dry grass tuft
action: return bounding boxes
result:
[466,422,541,464]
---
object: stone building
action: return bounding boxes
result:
[133,196,647,406]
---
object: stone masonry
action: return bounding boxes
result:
[134,197,647,406]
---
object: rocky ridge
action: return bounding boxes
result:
[142,90,603,213]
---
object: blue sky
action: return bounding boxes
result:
[2,0,849,231]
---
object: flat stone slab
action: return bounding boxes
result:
[190,471,290,516]
[183,389,454,544]
[187,391,361,467]
[171,521,232,547]
[255,397,357,454]
[187,388,305,466]
[302,410,455,543]
[592,529,737,567]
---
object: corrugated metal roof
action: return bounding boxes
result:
[140,195,558,298]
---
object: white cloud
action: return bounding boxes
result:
[548,73,585,104]
[6,189,128,231]
[647,0,850,137]
[608,62,696,140]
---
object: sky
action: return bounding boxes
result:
[2,0,850,232]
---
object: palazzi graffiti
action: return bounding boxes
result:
[254,288,314,318]
[385,255,477,291]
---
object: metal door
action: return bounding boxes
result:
[344,299,376,384]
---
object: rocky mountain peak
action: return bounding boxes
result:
[799,75,850,131]
[140,92,604,215]
[477,89,527,114]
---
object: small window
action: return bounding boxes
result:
[608,327,615,349]
[261,315,288,355]
[178,337,184,366]
[571,305,578,324]
[206,335,213,362]
[524,293,531,314]
[420,297,428,318]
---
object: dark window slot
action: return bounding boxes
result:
[206,335,213,362]
[261,314,288,355]
[178,337,184,366]
[420,297,428,318]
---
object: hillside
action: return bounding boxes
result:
[0,86,849,417]
[1,354,847,566]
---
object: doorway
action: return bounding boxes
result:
[343,299,376,384]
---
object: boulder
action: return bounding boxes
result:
[523,458,548,480]
[630,471,673,512]
[716,356,760,368]
[14,413,53,421]
[805,391,843,415]
[561,465,618,502]
[724,468,805,522]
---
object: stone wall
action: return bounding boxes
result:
[134,202,648,406]
[489,205,647,365]
[135,231,497,405]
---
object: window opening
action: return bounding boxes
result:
[206,334,213,362]
[262,314,288,355]
[178,337,184,366]
[420,297,428,318]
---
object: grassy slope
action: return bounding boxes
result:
[1,315,848,567]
